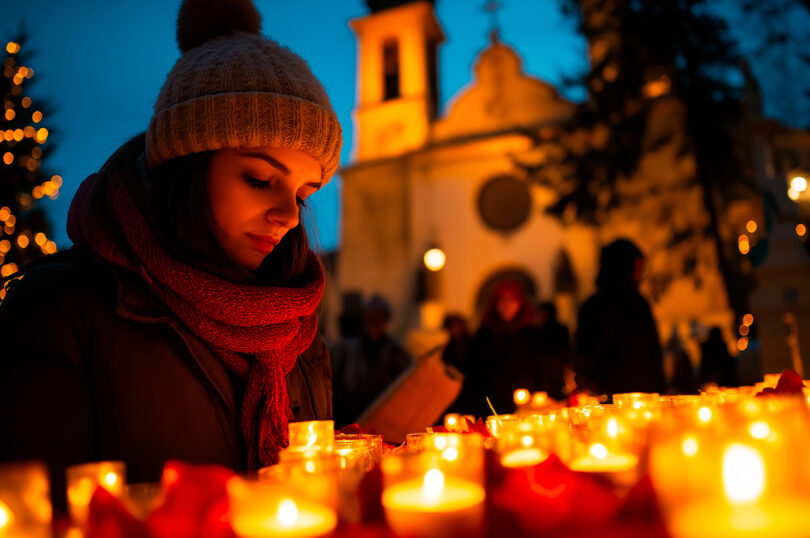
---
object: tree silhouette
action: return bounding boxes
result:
[0,31,61,300]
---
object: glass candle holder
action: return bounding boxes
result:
[493,415,548,468]
[443,414,475,433]
[335,433,383,471]
[404,432,434,453]
[381,444,486,538]
[228,477,337,538]
[568,412,640,489]
[0,461,51,538]
[651,396,810,537]
[425,433,484,483]
[66,460,125,527]
[485,414,519,439]
[288,421,334,452]
[261,449,339,511]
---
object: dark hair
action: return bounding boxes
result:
[95,133,312,286]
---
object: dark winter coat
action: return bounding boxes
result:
[0,248,332,511]
[574,290,666,396]
[452,324,539,418]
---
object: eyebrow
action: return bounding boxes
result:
[239,151,322,188]
[240,152,291,175]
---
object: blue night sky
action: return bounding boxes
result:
[2,1,808,252]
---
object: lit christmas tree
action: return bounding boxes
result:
[0,32,60,301]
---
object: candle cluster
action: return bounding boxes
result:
[1,374,808,538]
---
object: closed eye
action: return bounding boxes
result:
[243,174,269,189]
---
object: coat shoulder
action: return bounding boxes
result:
[1,247,114,313]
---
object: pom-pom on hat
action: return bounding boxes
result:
[146,0,342,182]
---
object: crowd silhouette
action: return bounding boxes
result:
[330,239,742,425]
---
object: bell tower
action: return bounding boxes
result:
[350,0,444,161]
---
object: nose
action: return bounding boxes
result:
[265,190,300,230]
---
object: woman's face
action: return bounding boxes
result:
[497,292,521,323]
[207,145,322,271]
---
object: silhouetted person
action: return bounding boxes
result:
[441,313,471,373]
[575,239,666,396]
[331,294,411,427]
[664,331,698,394]
[699,327,738,388]
[452,280,537,417]
[534,301,570,400]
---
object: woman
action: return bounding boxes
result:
[0,0,341,508]
[451,280,537,418]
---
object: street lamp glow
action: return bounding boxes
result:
[423,248,446,271]
[790,176,807,193]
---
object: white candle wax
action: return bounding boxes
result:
[569,452,638,473]
[382,471,485,538]
[231,497,337,538]
[500,448,547,468]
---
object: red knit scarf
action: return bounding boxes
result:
[67,172,324,469]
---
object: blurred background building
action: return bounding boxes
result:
[329,0,810,378]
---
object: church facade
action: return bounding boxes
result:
[330,0,810,376]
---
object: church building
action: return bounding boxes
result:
[331,0,810,377]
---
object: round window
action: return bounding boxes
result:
[477,175,531,233]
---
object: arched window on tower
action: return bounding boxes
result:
[383,38,400,101]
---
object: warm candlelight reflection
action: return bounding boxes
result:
[722,444,764,503]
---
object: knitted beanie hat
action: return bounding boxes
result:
[145,0,342,182]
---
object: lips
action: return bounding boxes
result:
[246,233,280,253]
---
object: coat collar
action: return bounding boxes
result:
[111,265,239,418]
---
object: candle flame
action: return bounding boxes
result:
[606,418,618,439]
[681,435,699,457]
[0,500,12,530]
[104,472,118,487]
[748,421,770,440]
[514,389,530,405]
[697,407,712,423]
[277,499,299,527]
[589,443,608,460]
[423,469,444,500]
[723,444,765,504]
[442,447,459,461]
